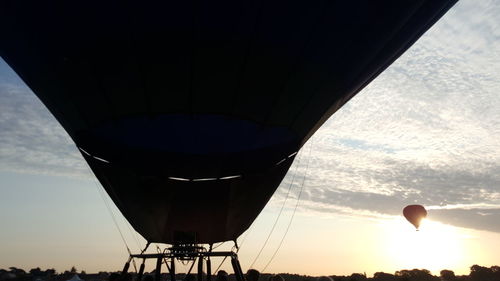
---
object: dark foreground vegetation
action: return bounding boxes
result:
[2,265,500,281]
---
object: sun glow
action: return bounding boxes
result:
[377,217,472,274]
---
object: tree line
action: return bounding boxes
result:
[1,265,500,281]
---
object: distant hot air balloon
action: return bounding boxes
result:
[403,205,427,230]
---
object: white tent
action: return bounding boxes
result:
[66,275,84,281]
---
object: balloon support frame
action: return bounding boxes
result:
[122,244,245,281]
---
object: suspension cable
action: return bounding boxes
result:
[123,214,142,251]
[237,226,252,250]
[214,256,228,274]
[261,138,315,272]
[212,242,226,250]
[84,162,137,272]
[248,149,304,269]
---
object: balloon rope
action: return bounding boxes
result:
[85,163,137,272]
[123,214,143,252]
[212,242,226,250]
[214,256,228,274]
[94,178,138,271]
[248,149,304,269]
[187,259,197,275]
[213,242,241,273]
[261,138,315,273]
[236,225,253,250]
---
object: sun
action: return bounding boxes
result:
[376,217,467,273]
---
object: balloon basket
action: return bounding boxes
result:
[122,244,244,281]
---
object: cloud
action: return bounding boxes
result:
[1,0,500,234]
[429,208,500,233]
[0,59,88,178]
[271,0,500,233]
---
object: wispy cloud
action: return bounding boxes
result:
[273,0,500,233]
[1,0,500,234]
[0,60,88,178]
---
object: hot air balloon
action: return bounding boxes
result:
[403,205,428,230]
[1,0,455,279]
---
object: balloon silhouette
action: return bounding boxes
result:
[0,0,455,244]
[403,205,427,230]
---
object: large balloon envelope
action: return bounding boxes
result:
[0,0,455,244]
[403,205,428,230]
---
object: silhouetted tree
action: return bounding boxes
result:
[372,272,397,281]
[439,270,455,281]
[8,267,26,276]
[349,273,366,281]
[29,268,42,276]
[109,273,121,281]
[395,269,438,281]
[70,267,77,274]
[491,266,500,280]
[470,265,494,281]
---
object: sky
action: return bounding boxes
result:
[1,0,500,277]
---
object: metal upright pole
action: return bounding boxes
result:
[197,256,204,281]
[122,257,131,275]
[206,257,211,281]
[170,257,176,281]
[155,257,162,281]
[231,256,244,281]
[136,261,145,281]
